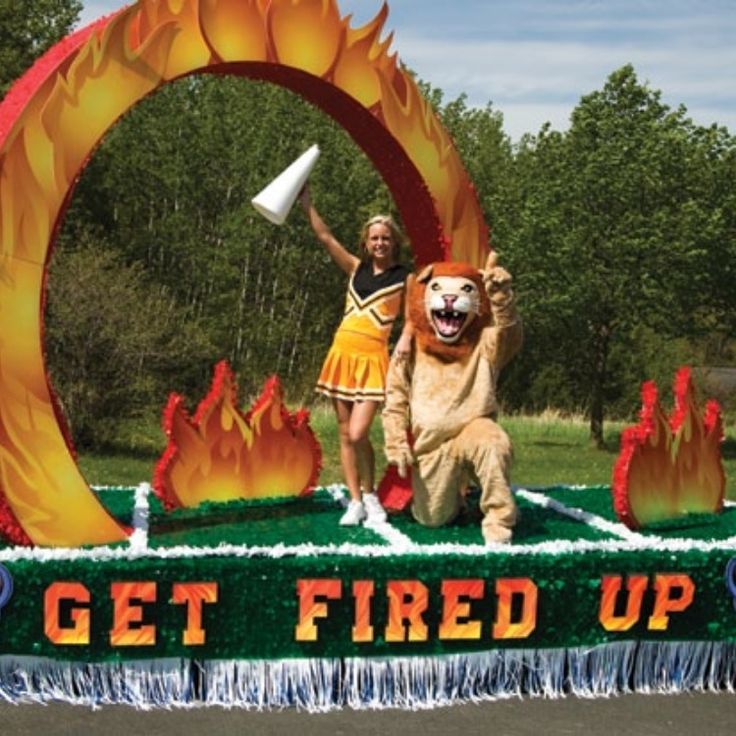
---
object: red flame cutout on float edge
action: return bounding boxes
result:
[154,361,321,510]
[612,366,725,530]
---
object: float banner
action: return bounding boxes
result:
[2,547,735,662]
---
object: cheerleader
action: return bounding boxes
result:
[300,186,412,525]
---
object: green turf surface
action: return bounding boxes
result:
[390,490,615,545]
[1,484,731,551]
[535,485,617,521]
[146,491,390,548]
[87,486,622,549]
[541,485,736,541]
[640,509,736,540]
[95,487,138,526]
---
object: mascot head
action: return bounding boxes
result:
[409,261,491,361]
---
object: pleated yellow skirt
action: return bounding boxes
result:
[316,330,389,403]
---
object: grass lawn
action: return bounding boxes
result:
[78,406,736,499]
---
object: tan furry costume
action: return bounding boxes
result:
[382,253,522,543]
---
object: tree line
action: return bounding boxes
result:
[3,3,736,448]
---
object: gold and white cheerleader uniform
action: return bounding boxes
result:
[316,260,409,402]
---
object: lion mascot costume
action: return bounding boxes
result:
[381,252,522,544]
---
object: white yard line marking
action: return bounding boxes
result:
[128,482,151,552]
[324,483,349,506]
[364,519,415,550]
[515,487,661,543]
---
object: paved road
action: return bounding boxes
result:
[1,691,735,736]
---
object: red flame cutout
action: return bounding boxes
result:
[612,366,725,530]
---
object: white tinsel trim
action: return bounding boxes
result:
[0,643,734,710]
[3,533,736,565]
[0,656,193,709]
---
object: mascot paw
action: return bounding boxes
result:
[483,266,512,295]
[482,250,512,295]
[388,448,414,478]
[482,523,513,545]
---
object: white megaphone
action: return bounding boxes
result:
[251,144,321,225]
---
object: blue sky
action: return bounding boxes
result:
[79,1,736,141]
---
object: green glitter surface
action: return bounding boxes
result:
[85,485,736,548]
[642,509,736,540]
[139,486,619,549]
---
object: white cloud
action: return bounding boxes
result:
[77,1,736,141]
[495,102,576,141]
[395,33,736,140]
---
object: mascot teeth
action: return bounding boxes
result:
[433,310,466,338]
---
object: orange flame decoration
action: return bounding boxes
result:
[612,367,725,530]
[0,0,487,546]
[154,361,321,509]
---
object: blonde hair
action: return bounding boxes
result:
[358,214,405,262]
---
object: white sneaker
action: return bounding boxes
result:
[363,493,387,524]
[340,500,366,526]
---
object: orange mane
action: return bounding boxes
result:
[408,261,491,361]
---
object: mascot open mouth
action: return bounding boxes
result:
[432,309,467,341]
[420,274,481,348]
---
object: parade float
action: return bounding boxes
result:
[0,0,733,709]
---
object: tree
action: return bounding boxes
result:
[45,237,215,448]
[59,74,394,405]
[504,65,720,446]
[688,125,736,363]
[0,0,82,96]
[51,60,736,444]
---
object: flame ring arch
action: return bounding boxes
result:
[0,0,489,546]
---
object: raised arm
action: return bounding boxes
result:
[482,251,523,371]
[299,186,359,275]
